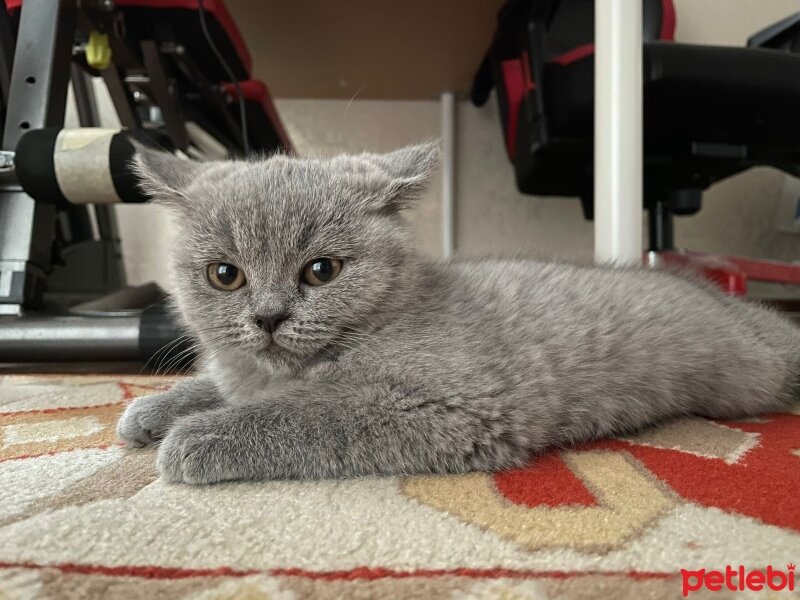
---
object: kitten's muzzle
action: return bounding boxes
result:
[254,313,289,335]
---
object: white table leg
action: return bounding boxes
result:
[594,0,643,265]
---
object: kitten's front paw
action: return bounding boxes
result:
[156,415,238,484]
[117,394,174,447]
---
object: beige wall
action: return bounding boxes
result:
[98,0,800,290]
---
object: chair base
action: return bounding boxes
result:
[647,250,800,297]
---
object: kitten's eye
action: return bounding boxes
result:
[207,262,246,291]
[301,257,343,286]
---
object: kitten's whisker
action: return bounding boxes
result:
[188,341,238,375]
[143,324,234,375]
[155,342,196,376]
[158,333,230,375]
[141,333,192,375]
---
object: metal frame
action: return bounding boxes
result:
[0,0,132,315]
[70,64,125,272]
[0,0,142,364]
[161,41,247,153]
[101,64,140,129]
[42,65,127,301]
[0,0,76,314]
[0,0,15,112]
[141,40,190,150]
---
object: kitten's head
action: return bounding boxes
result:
[134,142,438,373]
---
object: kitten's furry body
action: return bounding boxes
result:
[118,144,800,484]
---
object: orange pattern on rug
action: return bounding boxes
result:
[0,374,797,599]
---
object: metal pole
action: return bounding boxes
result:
[70,63,100,126]
[0,0,76,314]
[0,314,140,361]
[593,0,643,265]
[71,64,125,272]
[440,91,456,260]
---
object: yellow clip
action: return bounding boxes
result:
[86,31,112,70]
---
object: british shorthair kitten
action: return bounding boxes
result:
[117,143,800,484]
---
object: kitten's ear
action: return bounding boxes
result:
[130,142,207,208]
[365,142,439,212]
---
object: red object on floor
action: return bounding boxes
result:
[647,250,800,296]
[647,251,748,296]
[723,255,800,286]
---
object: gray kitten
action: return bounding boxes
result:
[117,143,800,484]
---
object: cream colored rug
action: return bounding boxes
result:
[0,375,798,599]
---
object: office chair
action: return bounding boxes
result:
[472,0,800,294]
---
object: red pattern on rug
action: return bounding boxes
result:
[494,452,599,508]
[593,412,800,531]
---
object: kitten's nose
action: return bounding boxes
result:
[254,313,289,334]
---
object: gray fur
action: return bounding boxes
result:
[117,143,800,484]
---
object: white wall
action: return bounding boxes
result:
[274,100,442,258]
[81,0,800,290]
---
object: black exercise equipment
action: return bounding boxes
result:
[0,0,292,365]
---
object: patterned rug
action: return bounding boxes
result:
[0,375,798,599]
